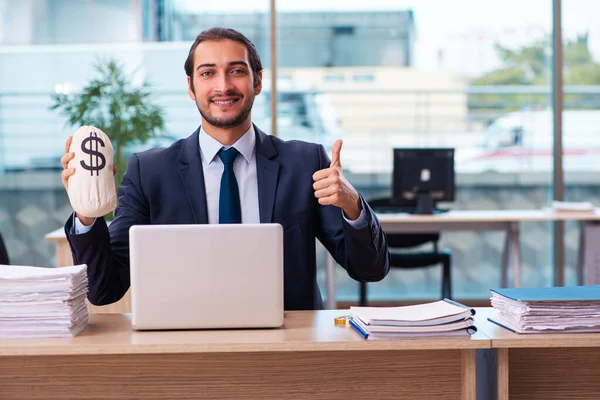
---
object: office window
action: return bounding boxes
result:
[324,74,346,83]
[353,74,375,82]
[562,0,600,285]
[0,0,270,266]
[333,26,355,36]
[276,0,558,303]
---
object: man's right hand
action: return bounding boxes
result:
[61,136,117,227]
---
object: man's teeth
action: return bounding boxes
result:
[213,100,235,104]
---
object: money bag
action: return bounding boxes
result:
[67,126,117,218]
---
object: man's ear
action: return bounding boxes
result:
[187,76,196,101]
[254,71,263,95]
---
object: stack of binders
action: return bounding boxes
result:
[0,264,89,338]
[489,285,600,334]
[349,299,476,340]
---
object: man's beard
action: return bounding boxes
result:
[198,95,254,129]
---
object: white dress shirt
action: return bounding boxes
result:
[74,125,366,232]
[200,125,260,224]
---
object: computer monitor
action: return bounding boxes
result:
[392,148,455,214]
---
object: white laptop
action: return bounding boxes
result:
[129,224,284,330]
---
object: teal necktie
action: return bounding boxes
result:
[218,147,241,224]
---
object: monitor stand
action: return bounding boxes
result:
[416,192,434,215]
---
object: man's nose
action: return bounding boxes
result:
[215,73,235,93]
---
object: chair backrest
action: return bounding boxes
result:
[0,231,9,264]
[368,197,440,248]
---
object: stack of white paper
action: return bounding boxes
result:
[0,264,89,338]
[489,285,600,334]
[349,300,476,340]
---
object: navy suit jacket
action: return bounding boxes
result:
[65,126,390,310]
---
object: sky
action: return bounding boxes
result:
[178,0,600,70]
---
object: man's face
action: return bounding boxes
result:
[187,39,262,130]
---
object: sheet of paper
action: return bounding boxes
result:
[350,300,472,325]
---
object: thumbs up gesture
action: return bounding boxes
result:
[312,139,362,220]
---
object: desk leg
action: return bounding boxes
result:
[577,221,585,285]
[510,222,521,288]
[501,229,510,288]
[461,349,476,400]
[326,255,336,310]
[496,348,509,400]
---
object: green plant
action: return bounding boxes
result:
[50,58,165,188]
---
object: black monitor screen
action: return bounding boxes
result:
[392,148,455,213]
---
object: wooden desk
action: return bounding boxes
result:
[0,310,489,400]
[326,209,600,309]
[475,308,600,400]
[44,228,131,314]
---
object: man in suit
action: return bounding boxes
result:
[61,27,390,310]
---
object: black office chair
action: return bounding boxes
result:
[360,197,452,306]
[0,231,9,265]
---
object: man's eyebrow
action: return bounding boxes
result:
[196,63,216,70]
[196,61,249,71]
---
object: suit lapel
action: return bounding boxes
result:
[178,127,209,224]
[254,125,280,223]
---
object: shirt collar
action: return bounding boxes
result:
[199,124,255,165]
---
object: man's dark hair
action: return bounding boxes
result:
[184,27,263,88]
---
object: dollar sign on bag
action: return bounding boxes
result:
[80,131,106,176]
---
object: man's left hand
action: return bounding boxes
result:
[312,139,362,220]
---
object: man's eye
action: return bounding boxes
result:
[200,71,213,77]
[232,69,246,74]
